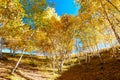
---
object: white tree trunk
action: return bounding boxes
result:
[0,38,3,58]
[58,55,65,73]
[11,48,26,74]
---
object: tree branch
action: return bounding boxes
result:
[106,0,120,13]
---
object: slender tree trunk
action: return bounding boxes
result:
[11,48,26,74]
[75,38,81,64]
[0,38,3,58]
[116,19,120,28]
[78,56,81,64]
[12,50,15,56]
[52,54,58,74]
[92,25,103,63]
[109,39,117,58]
[30,52,35,67]
[86,39,91,63]
[100,0,120,44]
[58,56,65,73]
[106,0,120,13]
[87,47,91,63]
[85,53,88,63]
[12,46,18,56]
[96,45,103,63]
[11,30,34,74]
[67,54,71,63]
[103,42,107,48]
[93,34,103,63]
[77,53,81,64]
[10,46,17,56]
[10,48,13,55]
[111,26,120,44]
[91,47,95,57]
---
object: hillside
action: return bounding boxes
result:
[0,50,120,80]
[57,53,120,80]
[0,53,60,80]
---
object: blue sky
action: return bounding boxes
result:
[47,0,80,16]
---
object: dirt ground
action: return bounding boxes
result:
[57,56,120,80]
[0,53,120,80]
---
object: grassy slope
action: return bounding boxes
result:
[57,53,120,80]
[0,53,61,80]
[0,50,120,80]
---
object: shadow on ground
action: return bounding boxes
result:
[56,56,120,80]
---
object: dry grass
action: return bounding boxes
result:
[0,50,120,80]
[0,53,60,80]
[56,53,120,80]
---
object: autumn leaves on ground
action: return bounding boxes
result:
[0,48,120,80]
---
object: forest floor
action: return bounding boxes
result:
[0,53,61,80]
[0,52,120,80]
[57,53,120,80]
